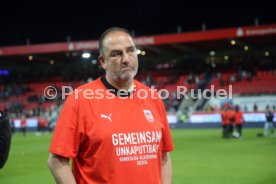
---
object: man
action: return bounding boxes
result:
[48,27,174,184]
[221,105,231,138]
[220,106,227,138]
[264,106,274,137]
[20,114,27,136]
[234,105,243,138]
[0,110,12,169]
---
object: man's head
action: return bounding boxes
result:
[98,27,138,83]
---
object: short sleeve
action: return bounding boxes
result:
[49,93,83,158]
[158,99,174,153]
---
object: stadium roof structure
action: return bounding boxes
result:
[1,23,276,55]
[0,23,275,80]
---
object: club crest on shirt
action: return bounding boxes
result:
[143,110,154,122]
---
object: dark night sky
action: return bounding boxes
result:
[0,0,275,47]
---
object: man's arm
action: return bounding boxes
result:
[47,153,76,184]
[162,152,173,184]
[0,111,12,169]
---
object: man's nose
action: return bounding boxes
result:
[121,52,131,64]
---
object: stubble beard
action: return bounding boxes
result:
[107,66,137,83]
[116,67,137,81]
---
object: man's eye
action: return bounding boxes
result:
[127,49,136,54]
[111,52,121,57]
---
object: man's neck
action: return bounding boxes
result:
[105,74,134,91]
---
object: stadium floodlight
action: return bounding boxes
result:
[28,55,33,61]
[137,49,141,55]
[82,52,91,59]
[224,55,229,61]
[209,51,215,56]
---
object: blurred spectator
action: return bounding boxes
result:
[216,72,221,79]
[242,70,247,79]
[195,76,200,85]
[234,105,243,138]
[221,106,228,138]
[253,103,258,112]
[237,70,242,81]
[264,106,274,137]
[206,104,214,112]
[145,75,155,86]
[186,73,193,84]
[177,111,187,123]
[20,115,27,136]
[47,107,58,132]
[213,105,219,112]
[228,106,235,137]
[219,78,225,86]
[230,74,236,83]
[37,115,48,135]
[247,71,253,81]
[243,105,248,112]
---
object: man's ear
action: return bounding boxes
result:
[98,55,107,70]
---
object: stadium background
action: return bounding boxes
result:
[0,2,276,184]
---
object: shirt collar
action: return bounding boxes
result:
[100,76,133,97]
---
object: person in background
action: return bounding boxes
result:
[36,114,48,135]
[234,105,243,138]
[39,115,48,134]
[264,106,274,137]
[228,106,235,137]
[221,106,229,138]
[20,114,27,136]
[243,105,248,112]
[272,105,276,111]
[253,103,258,112]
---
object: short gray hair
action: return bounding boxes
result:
[98,27,132,56]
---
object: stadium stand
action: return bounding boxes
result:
[0,23,275,126]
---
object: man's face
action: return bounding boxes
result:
[100,31,138,81]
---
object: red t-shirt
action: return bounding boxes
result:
[49,78,174,184]
[221,111,227,125]
[39,118,47,127]
[21,119,27,127]
[235,112,243,125]
[221,110,233,125]
[227,110,235,124]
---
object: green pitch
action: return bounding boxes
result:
[0,128,275,184]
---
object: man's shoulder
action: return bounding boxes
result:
[134,80,151,90]
[134,80,163,103]
[64,78,104,101]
